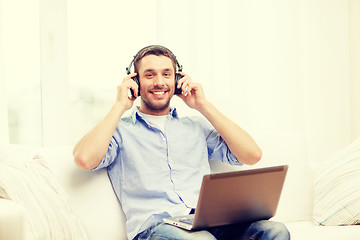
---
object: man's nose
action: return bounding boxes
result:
[153,74,165,86]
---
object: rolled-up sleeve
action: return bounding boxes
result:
[198,118,242,166]
[92,136,119,171]
[206,129,241,166]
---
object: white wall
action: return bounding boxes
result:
[0,0,9,144]
[349,0,360,141]
[156,0,353,163]
[224,0,352,163]
[40,0,70,146]
[1,0,42,145]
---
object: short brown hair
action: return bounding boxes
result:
[133,45,179,73]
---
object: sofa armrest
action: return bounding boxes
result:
[0,199,25,240]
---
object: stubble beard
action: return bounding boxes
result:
[140,95,172,113]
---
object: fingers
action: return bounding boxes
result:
[177,72,188,95]
[122,73,139,99]
[116,73,139,105]
[176,73,207,110]
[123,72,138,81]
[177,72,199,96]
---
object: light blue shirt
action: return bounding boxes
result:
[93,107,241,240]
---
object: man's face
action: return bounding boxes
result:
[137,54,176,115]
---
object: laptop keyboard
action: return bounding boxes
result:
[179,217,194,225]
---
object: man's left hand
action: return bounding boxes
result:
[176,72,208,111]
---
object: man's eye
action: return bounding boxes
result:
[145,74,153,78]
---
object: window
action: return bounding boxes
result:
[2,0,42,145]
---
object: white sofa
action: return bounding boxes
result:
[1,130,360,239]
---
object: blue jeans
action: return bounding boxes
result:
[134,220,290,240]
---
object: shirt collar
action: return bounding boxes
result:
[131,107,179,124]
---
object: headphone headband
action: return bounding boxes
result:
[126,45,183,75]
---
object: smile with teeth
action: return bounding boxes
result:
[150,89,168,95]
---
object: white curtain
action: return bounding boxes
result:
[0,0,8,144]
[350,0,360,143]
[1,0,359,163]
[157,0,354,164]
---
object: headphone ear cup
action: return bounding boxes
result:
[131,76,140,97]
[174,73,183,95]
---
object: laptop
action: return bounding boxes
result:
[163,165,288,230]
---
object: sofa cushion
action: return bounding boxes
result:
[0,199,25,240]
[0,144,88,239]
[313,137,360,225]
[286,221,360,240]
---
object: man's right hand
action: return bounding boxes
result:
[117,73,139,110]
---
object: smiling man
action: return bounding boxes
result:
[137,54,175,115]
[73,45,290,240]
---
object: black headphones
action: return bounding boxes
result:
[126,45,183,97]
